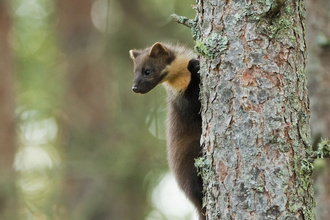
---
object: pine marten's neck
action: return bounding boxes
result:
[161,54,193,94]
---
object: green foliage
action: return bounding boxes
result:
[11,0,197,219]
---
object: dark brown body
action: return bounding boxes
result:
[166,59,204,219]
[129,43,204,219]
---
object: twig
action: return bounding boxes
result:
[171,14,194,29]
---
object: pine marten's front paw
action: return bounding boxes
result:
[187,59,200,75]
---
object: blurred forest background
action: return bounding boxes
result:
[0,0,329,220]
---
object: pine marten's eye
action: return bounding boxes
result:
[144,69,151,76]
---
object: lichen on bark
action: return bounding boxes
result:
[194,0,315,219]
[194,32,228,61]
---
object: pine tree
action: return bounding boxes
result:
[174,0,324,219]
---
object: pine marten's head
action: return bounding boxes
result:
[130,42,196,94]
[129,42,175,94]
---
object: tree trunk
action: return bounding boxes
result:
[0,1,18,219]
[195,0,315,219]
[56,0,111,219]
[305,0,330,219]
[56,1,150,219]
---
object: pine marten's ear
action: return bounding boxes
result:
[129,50,140,60]
[149,42,170,58]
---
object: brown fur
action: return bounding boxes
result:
[129,43,204,220]
[129,42,195,93]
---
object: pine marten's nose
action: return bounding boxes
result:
[132,86,139,93]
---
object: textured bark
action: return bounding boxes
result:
[195,0,315,219]
[305,0,330,219]
[0,1,18,219]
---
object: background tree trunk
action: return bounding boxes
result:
[0,1,18,219]
[56,0,115,219]
[305,0,330,219]
[195,0,315,219]
[56,0,151,219]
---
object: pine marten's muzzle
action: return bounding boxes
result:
[132,86,139,93]
[131,83,155,94]
[132,76,161,94]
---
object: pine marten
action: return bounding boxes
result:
[129,42,204,219]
